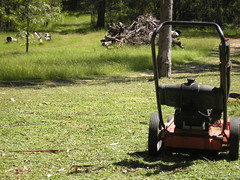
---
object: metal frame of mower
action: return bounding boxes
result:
[148,21,240,160]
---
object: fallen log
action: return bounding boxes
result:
[6,37,18,43]
[34,32,51,44]
[34,32,43,44]
[44,33,51,41]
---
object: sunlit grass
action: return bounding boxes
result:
[0,32,220,81]
[0,64,239,179]
[0,13,221,81]
[172,37,219,64]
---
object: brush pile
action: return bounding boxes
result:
[101,15,160,48]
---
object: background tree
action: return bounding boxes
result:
[158,0,173,78]
[1,0,240,33]
[59,0,240,29]
[96,0,106,28]
[0,0,61,52]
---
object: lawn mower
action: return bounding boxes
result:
[148,21,240,160]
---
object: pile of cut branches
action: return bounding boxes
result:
[101,15,160,48]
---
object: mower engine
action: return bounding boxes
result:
[159,78,223,130]
[148,21,239,160]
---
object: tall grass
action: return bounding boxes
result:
[0,33,219,81]
[172,37,219,65]
[0,13,221,81]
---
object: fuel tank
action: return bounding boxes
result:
[159,78,223,110]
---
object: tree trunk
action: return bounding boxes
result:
[26,1,30,53]
[96,0,106,28]
[70,0,80,11]
[157,0,173,78]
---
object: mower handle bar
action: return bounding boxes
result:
[151,21,226,46]
[151,21,228,132]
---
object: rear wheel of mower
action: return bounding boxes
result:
[229,117,240,160]
[148,113,163,156]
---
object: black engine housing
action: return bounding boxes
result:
[159,78,223,129]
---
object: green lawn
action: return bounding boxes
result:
[0,13,239,179]
[0,67,239,179]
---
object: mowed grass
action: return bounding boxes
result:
[0,42,239,179]
[0,70,239,179]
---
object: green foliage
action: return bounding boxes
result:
[14,0,61,31]
[62,0,240,27]
[1,0,240,32]
[173,0,240,26]
[0,0,61,32]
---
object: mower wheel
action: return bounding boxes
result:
[148,113,163,156]
[229,117,240,160]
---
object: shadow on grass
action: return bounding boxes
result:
[46,19,97,34]
[232,59,240,66]
[114,149,229,176]
[0,74,153,88]
[0,79,76,88]
[0,58,224,88]
[230,59,240,76]
[57,23,96,35]
[173,61,219,74]
[0,47,238,88]
[232,53,240,58]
